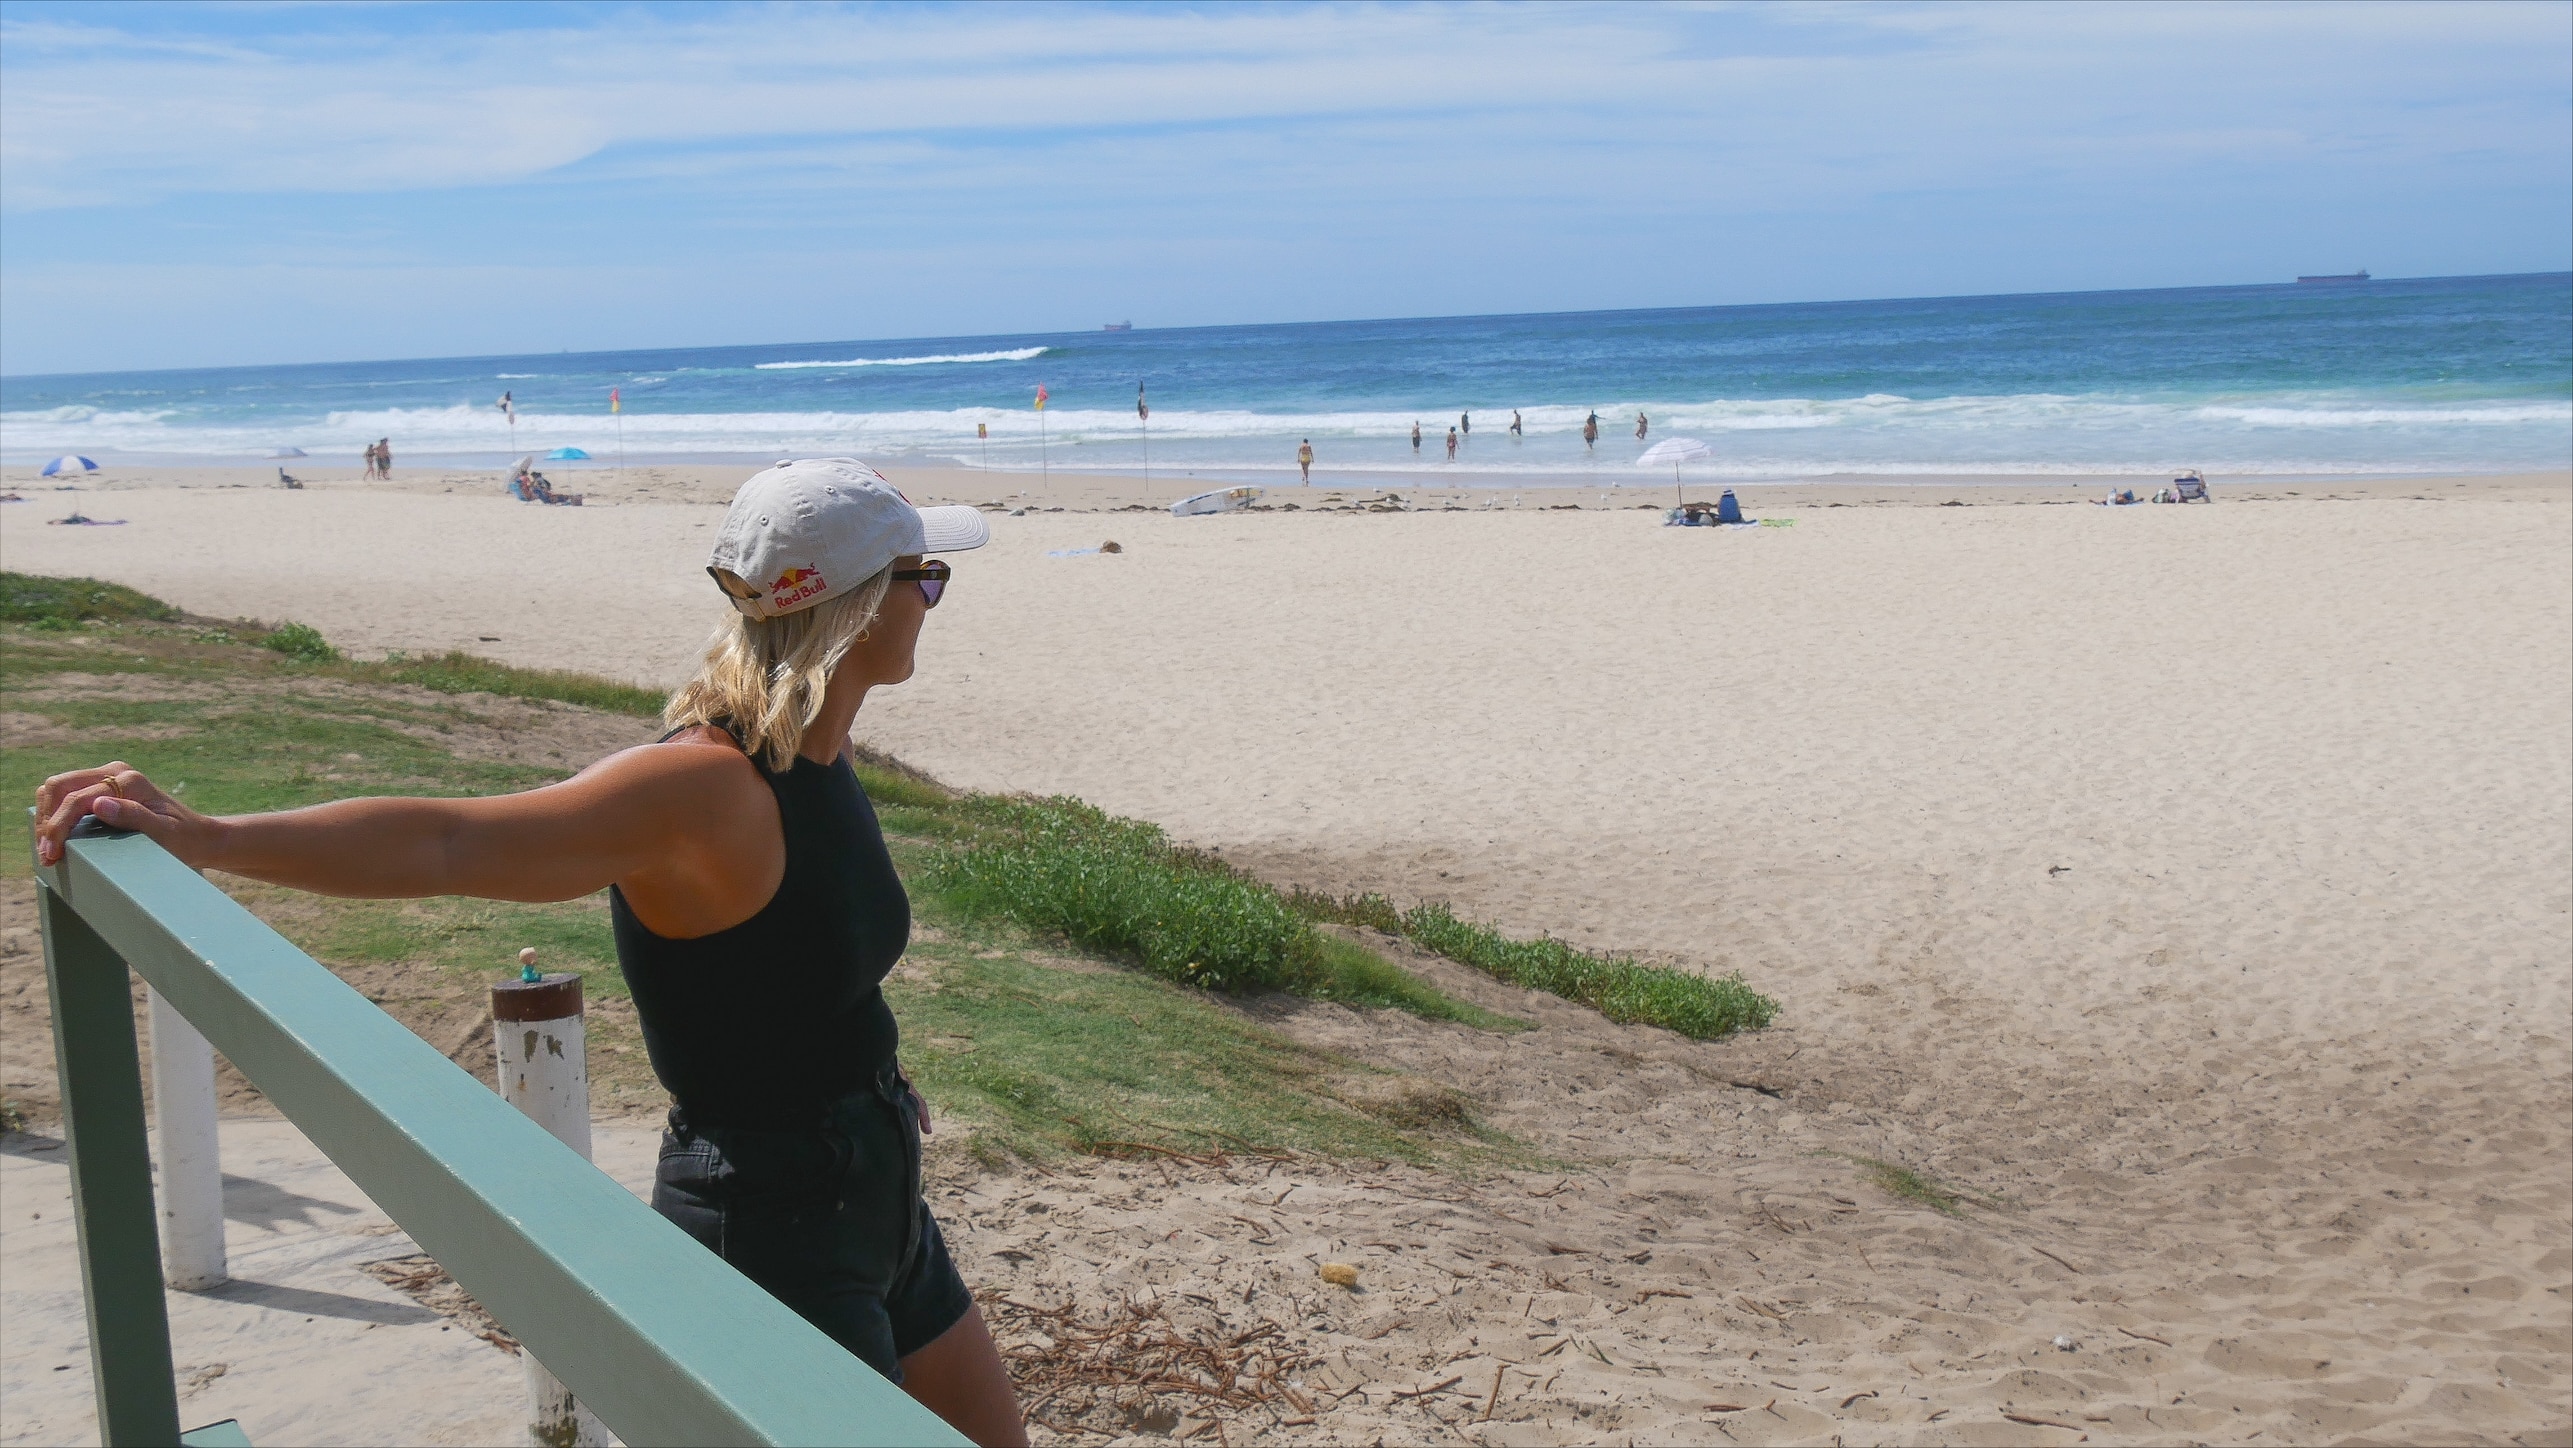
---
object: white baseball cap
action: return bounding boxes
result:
[706,458,990,619]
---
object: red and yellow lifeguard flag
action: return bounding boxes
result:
[609,387,621,413]
[1034,384,1049,412]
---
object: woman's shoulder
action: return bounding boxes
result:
[574,726,764,797]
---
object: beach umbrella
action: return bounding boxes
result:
[266,446,307,458]
[546,446,590,460]
[1636,436,1713,504]
[40,455,99,477]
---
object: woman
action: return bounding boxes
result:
[35,459,1028,1447]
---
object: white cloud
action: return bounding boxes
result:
[0,2,2563,372]
[3,2,2561,211]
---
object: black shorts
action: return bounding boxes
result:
[652,1068,974,1383]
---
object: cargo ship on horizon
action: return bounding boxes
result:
[2297,270,2370,284]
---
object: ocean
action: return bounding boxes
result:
[4,273,2566,484]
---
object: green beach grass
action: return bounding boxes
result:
[0,577,1535,1164]
[1291,890,1779,1041]
[4,573,1776,1157]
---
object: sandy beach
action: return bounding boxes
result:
[4,468,2567,1444]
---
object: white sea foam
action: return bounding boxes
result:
[5,389,2564,477]
[2194,402,2572,427]
[753,347,1049,370]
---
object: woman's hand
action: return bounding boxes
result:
[34,762,222,868]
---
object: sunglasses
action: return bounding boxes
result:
[892,559,951,608]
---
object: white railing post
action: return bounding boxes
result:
[493,951,605,1448]
[146,985,227,1291]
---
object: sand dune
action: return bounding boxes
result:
[5,470,2566,1443]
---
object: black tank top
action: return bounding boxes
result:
[609,735,908,1123]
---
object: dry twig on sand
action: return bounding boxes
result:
[982,1291,1317,1438]
[360,1254,519,1354]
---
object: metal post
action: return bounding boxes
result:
[39,882,182,1447]
[493,957,603,1448]
[147,987,227,1290]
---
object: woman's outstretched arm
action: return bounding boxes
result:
[33,745,756,903]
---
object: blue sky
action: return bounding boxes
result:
[2,0,2567,376]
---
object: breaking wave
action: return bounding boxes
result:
[754,347,1049,370]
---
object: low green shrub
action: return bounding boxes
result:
[1398,902,1777,1040]
[260,621,339,662]
[927,796,1317,993]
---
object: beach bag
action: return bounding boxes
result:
[1716,489,1743,525]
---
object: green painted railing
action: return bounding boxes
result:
[35,819,969,1447]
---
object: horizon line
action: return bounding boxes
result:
[5,269,2565,386]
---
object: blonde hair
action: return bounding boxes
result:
[664,565,894,772]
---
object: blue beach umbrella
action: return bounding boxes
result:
[41,455,99,477]
[546,446,590,460]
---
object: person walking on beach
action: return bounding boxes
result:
[1411,421,1422,452]
[1297,439,1314,483]
[376,437,393,480]
[362,441,380,480]
[1446,426,1459,461]
[36,460,1027,1448]
[1509,410,1523,438]
[1635,412,1650,442]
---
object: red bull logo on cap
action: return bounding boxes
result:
[768,565,829,610]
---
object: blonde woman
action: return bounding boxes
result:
[35,460,1027,1446]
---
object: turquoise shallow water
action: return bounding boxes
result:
[3,273,2565,481]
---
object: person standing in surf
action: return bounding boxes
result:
[1509,410,1523,439]
[1297,439,1314,483]
[1635,411,1649,442]
[35,460,1029,1448]
[1583,412,1600,450]
[1411,420,1422,452]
